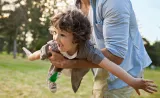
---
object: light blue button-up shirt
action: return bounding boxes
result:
[90,0,152,90]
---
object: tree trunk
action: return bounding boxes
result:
[13,39,17,59]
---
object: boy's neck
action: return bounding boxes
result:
[67,44,78,56]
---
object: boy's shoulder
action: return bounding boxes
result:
[77,40,105,65]
[76,40,96,58]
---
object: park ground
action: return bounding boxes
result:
[0,54,159,98]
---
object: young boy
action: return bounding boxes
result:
[23,9,157,95]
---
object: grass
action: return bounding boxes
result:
[0,54,159,98]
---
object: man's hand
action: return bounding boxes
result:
[48,52,66,68]
[48,46,100,68]
[48,46,69,68]
[48,53,65,68]
[131,78,157,95]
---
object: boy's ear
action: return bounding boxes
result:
[72,40,76,44]
[72,40,78,44]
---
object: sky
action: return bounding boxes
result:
[130,0,160,44]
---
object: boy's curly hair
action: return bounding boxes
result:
[50,9,91,44]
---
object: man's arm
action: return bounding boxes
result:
[101,48,123,65]
[48,49,123,68]
[72,47,123,68]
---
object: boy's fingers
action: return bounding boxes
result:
[144,88,155,94]
[22,47,32,56]
[144,79,154,83]
[135,89,140,95]
[146,86,158,92]
[147,83,158,88]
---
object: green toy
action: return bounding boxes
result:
[49,72,58,82]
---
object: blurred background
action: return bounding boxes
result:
[0,0,159,98]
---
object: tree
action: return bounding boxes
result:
[143,38,160,66]
[0,0,69,58]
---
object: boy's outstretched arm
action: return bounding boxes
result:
[49,51,157,94]
[22,47,40,61]
[99,57,157,95]
[48,47,158,94]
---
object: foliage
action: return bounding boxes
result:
[143,38,160,66]
[0,0,159,64]
[0,0,66,56]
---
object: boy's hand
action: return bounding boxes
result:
[22,47,32,56]
[132,78,157,95]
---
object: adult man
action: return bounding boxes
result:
[49,0,152,97]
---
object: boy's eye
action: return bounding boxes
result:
[60,34,65,37]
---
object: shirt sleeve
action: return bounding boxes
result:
[85,41,105,65]
[40,40,59,60]
[40,43,49,60]
[102,1,130,58]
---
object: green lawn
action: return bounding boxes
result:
[0,54,159,98]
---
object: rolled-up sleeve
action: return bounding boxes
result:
[102,2,130,58]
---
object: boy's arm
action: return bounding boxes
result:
[22,47,40,61]
[99,58,157,95]
[28,50,41,61]
[49,51,157,94]
[99,58,135,86]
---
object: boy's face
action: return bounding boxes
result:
[50,27,78,54]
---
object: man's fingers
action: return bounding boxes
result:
[48,55,54,60]
[48,51,57,60]
[50,61,63,68]
[48,46,52,52]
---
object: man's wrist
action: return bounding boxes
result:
[63,59,77,68]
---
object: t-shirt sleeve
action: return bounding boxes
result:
[84,41,105,65]
[40,43,49,60]
[40,40,59,60]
